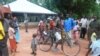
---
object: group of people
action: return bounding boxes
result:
[36,13,100,56]
[0,11,20,56]
[0,11,100,56]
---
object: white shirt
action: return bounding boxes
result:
[8,27,15,39]
[80,18,88,28]
[90,39,100,56]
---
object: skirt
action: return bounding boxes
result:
[9,38,17,51]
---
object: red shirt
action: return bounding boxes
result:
[50,20,55,29]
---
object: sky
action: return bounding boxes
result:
[96,0,100,4]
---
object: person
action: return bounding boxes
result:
[58,13,64,30]
[38,20,45,29]
[49,18,57,44]
[46,17,51,29]
[0,15,5,56]
[87,16,98,48]
[31,33,38,56]
[12,16,20,44]
[87,17,94,30]
[91,32,97,43]
[49,19,55,30]
[86,19,100,56]
[0,17,5,40]
[8,22,17,56]
[38,20,45,36]
[24,19,28,32]
[52,14,64,51]
[63,14,75,46]
[56,16,64,30]
[0,12,9,56]
[80,16,88,39]
[52,28,61,51]
[72,21,80,44]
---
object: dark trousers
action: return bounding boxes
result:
[80,27,87,39]
[0,33,9,56]
[0,46,9,56]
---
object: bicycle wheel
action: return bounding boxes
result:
[62,39,81,56]
[39,35,53,52]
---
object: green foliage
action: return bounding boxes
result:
[0,0,15,4]
[95,4,100,19]
[1,0,99,19]
[29,0,38,4]
[29,0,100,18]
[54,0,97,17]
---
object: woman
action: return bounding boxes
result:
[12,16,20,44]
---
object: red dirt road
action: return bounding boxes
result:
[9,28,89,56]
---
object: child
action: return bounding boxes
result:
[8,22,17,55]
[31,33,38,56]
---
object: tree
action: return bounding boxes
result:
[94,4,100,19]
[0,0,15,4]
[29,0,98,18]
[2,0,98,18]
[28,0,38,4]
[54,0,97,17]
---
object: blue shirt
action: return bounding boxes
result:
[64,17,75,32]
[90,39,100,56]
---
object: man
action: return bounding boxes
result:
[63,14,75,46]
[0,12,9,56]
[0,15,5,56]
[49,19,55,30]
[80,16,88,39]
[86,19,100,56]
[87,16,98,48]
[56,15,64,30]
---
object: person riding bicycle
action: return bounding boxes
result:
[49,19,55,30]
[63,14,75,46]
[38,20,45,35]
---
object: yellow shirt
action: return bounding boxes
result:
[91,32,97,42]
[0,21,5,40]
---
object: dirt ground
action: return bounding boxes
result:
[8,28,89,56]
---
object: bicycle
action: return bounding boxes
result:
[38,28,54,52]
[38,28,81,56]
[61,29,81,56]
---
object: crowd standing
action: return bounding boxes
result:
[0,10,20,56]
[0,10,100,56]
[37,13,100,56]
